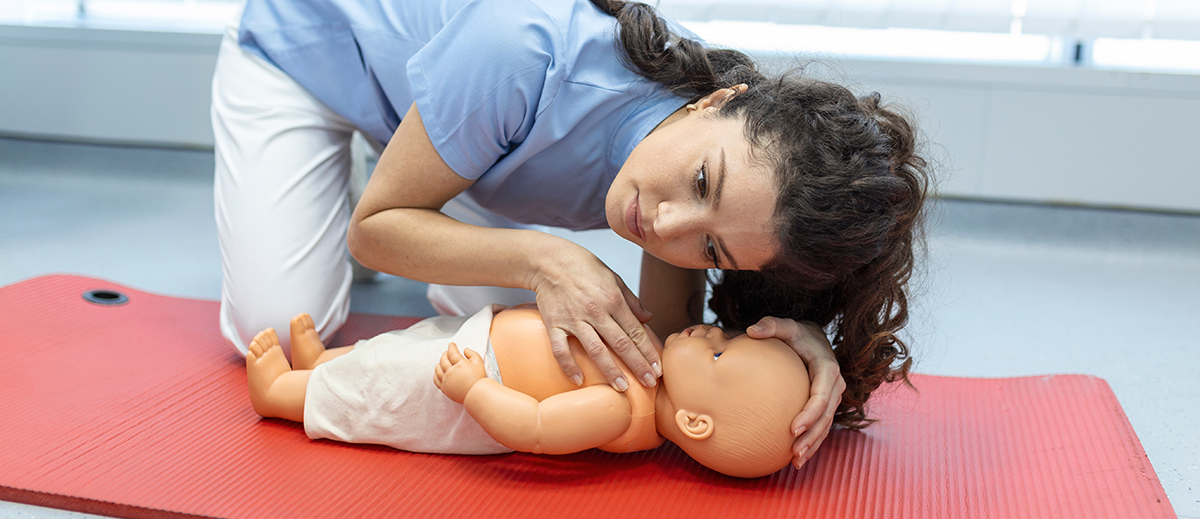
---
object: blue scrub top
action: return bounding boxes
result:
[238,0,689,230]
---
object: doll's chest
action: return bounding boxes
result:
[489,307,615,401]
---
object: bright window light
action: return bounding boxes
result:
[681,20,1056,64]
[85,0,236,23]
[1092,37,1200,73]
[1,0,235,27]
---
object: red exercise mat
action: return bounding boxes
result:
[0,275,1175,519]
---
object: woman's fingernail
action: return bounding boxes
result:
[798,446,809,460]
[749,324,763,332]
[642,373,657,387]
[651,362,662,376]
[570,375,583,386]
[794,425,807,436]
[613,377,629,392]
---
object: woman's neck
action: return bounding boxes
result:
[648,104,689,135]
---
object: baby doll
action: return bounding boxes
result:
[246,305,810,478]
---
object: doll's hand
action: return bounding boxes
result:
[434,342,486,403]
[530,245,659,392]
[747,316,846,470]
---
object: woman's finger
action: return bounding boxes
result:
[571,325,628,392]
[614,280,661,376]
[547,327,584,386]
[792,391,838,464]
[790,388,830,436]
[594,315,658,388]
[791,357,843,428]
[793,372,845,468]
[746,315,787,340]
[747,316,815,353]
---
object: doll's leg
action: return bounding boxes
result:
[290,313,354,371]
[246,328,309,423]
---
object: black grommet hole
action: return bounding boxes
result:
[83,289,129,306]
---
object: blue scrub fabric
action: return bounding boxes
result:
[237,0,690,230]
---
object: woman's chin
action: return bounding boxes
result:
[603,206,630,242]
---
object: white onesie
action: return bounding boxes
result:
[303,305,513,455]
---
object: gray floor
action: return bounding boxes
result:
[1,137,1197,518]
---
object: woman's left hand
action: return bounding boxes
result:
[746,316,846,469]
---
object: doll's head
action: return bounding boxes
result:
[655,325,810,478]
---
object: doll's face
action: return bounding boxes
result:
[660,325,785,409]
[657,325,808,478]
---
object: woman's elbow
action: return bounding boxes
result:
[346,217,377,270]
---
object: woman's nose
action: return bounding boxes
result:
[655,201,695,241]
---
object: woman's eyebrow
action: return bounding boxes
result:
[717,236,737,270]
[713,148,727,211]
[713,148,739,270]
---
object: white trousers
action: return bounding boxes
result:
[211,23,536,356]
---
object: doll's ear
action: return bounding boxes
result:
[674,409,714,441]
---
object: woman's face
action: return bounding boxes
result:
[606,103,779,271]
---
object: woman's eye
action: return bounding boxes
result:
[696,163,708,197]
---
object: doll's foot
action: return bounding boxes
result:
[246,328,292,416]
[289,313,326,370]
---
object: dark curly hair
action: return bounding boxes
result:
[589,0,929,428]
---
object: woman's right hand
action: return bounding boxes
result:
[531,245,661,392]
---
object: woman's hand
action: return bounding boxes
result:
[531,245,661,392]
[747,316,846,469]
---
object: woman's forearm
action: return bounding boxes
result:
[349,206,579,291]
[347,101,583,291]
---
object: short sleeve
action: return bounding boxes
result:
[406,0,561,180]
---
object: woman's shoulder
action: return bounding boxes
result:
[443,0,615,57]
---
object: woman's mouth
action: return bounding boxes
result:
[625,195,644,240]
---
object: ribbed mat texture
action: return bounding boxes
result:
[0,275,1174,518]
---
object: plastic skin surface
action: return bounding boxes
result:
[486,306,662,453]
[248,306,809,478]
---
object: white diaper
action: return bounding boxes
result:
[303,305,512,454]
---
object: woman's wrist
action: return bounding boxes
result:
[523,233,588,293]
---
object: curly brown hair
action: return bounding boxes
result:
[589,0,930,428]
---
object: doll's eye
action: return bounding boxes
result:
[713,352,722,360]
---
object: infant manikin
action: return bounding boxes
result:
[246,304,809,478]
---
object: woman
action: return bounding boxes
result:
[212,0,927,469]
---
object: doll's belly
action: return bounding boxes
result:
[489,307,611,401]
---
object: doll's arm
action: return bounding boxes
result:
[465,381,632,455]
[435,343,631,454]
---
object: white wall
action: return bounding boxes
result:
[0,25,219,147]
[2,24,1198,212]
[819,58,1200,212]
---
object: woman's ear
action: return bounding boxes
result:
[694,84,749,111]
[674,409,715,440]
